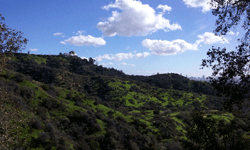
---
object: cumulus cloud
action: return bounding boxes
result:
[102,62,114,66]
[97,0,181,37]
[135,52,150,58]
[157,4,172,12]
[95,52,134,61]
[95,51,150,62]
[60,35,106,46]
[76,30,85,35]
[196,32,229,44]
[142,39,198,55]
[29,48,38,52]
[120,62,135,66]
[142,32,229,56]
[183,0,210,12]
[53,32,63,36]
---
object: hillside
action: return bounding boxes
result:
[1,53,250,150]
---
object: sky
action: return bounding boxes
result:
[0,0,242,77]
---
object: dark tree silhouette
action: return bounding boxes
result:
[202,0,250,111]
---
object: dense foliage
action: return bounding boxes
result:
[0,53,249,149]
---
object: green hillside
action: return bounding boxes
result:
[1,53,250,149]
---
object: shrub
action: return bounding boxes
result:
[93,97,102,105]
[8,80,21,94]
[76,139,90,149]
[153,109,160,115]
[73,95,82,102]
[41,83,49,91]
[75,101,83,107]
[36,106,50,120]
[116,107,129,115]
[108,110,114,117]
[176,111,191,125]
[66,92,73,101]
[129,85,141,93]
[57,101,67,111]
[128,99,135,104]
[41,98,53,110]
[20,86,35,99]
[68,110,94,125]
[14,73,25,83]
[45,122,56,133]
[116,116,127,123]
[37,132,51,144]
[56,146,67,150]
[30,119,43,130]
[13,96,27,110]
[45,85,59,97]
[2,70,13,79]
[95,112,103,120]
[163,140,183,150]
[87,124,102,135]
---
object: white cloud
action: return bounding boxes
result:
[53,32,63,36]
[142,39,198,55]
[196,32,229,44]
[29,48,38,52]
[80,57,89,61]
[95,52,134,61]
[60,35,106,46]
[76,30,85,35]
[95,51,150,61]
[157,4,172,12]
[120,62,135,66]
[97,0,181,37]
[142,32,229,56]
[102,62,114,66]
[183,0,210,12]
[228,31,239,36]
[135,52,150,58]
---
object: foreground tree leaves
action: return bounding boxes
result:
[202,1,250,111]
[184,109,250,150]
[201,45,250,111]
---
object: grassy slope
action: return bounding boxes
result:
[1,54,243,149]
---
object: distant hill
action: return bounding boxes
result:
[1,53,249,149]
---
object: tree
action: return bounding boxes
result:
[0,14,28,53]
[184,109,250,149]
[184,110,219,150]
[0,13,28,72]
[0,14,29,149]
[202,0,250,112]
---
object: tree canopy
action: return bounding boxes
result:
[202,0,250,111]
[0,14,28,72]
[0,14,28,53]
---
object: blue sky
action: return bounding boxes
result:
[0,0,241,77]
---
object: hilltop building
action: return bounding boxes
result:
[61,51,77,57]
